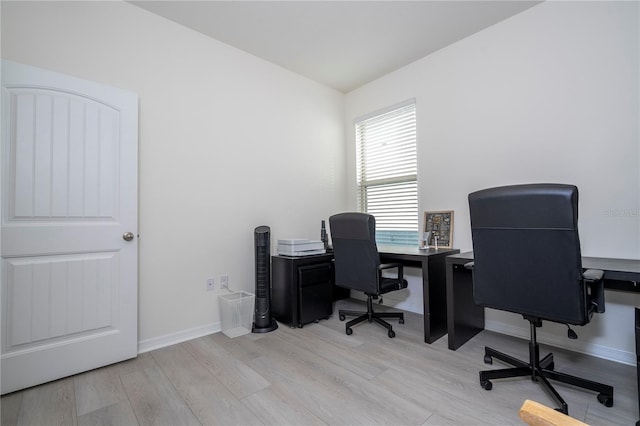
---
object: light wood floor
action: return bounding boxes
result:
[2,298,637,425]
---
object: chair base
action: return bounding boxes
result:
[339,296,404,338]
[479,323,613,415]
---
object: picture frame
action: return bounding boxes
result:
[423,210,454,249]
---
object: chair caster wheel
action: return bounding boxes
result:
[597,394,613,407]
[339,315,346,321]
[483,354,493,364]
[388,330,396,338]
[480,380,492,390]
[399,318,405,324]
[346,327,353,335]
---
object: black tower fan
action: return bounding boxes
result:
[252,226,278,333]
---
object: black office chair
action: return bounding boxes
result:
[329,212,408,338]
[468,183,613,415]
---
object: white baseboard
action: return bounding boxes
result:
[485,320,635,366]
[138,322,221,354]
[137,315,636,366]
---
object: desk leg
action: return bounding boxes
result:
[422,261,431,344]
[422,256,449,344]
[447,263,484,350]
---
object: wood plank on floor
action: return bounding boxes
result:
[76,400,139,426]
[73,365,129,416]
[151,343,263,425]
[182,335,270,400]
[15,378,76,426]
[119,364,200,426]
[0,390,23,426]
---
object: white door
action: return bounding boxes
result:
[1,60,138,394]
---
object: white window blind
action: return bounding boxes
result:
[356,102,417,246]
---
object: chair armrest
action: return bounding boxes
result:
[584,269,605,314]
[583,269,603,282]
[379,263,404,280]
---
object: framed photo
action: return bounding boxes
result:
[423,210,454,249]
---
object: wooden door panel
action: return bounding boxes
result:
[2,253,118,351]
[9,89,119,220]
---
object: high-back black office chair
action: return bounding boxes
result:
[329,212,408,338]
[468,183,613,415]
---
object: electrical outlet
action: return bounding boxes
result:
[220,274,229,289]
[206,277,215,291]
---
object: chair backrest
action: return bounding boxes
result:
[468,184,589,325]
[329,212,381,293]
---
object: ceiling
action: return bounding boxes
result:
[131,1,542,93]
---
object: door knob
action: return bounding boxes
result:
[123,232,134,241]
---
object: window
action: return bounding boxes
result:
[355,101,417,246]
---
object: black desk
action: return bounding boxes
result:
[378,246,459,343]
[445,251,640,351]
[446,251,640,422]
[273,246,458,343]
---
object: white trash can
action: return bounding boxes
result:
[218,291,255,338]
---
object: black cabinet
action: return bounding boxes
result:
[271,254,334,328]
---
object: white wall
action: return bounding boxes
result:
[345,1,640,363]
[1,1,347,349]
[2,0,639,364]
